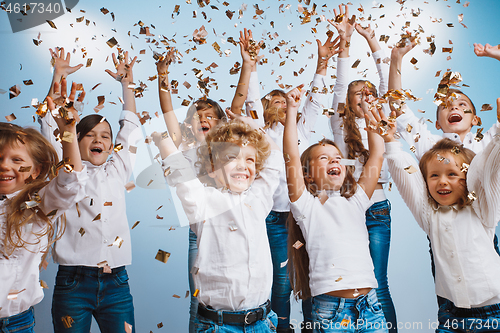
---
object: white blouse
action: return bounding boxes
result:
[0,168,88,318]
[164,149,282,310]
[385,136,500,308]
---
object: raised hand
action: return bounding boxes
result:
[327,4,355,39]
[364,100,397,142]
[105,51,137,85]
[286,84,305,111]
[50,47,84,78]
[156,49,176,75]
[46,79,84,132]
[474,43,500,61]
[239,28,263,65]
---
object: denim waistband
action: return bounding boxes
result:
[0,306,33,323]
[268,210,289,219]
[58,265,126,276]
[314,289,378,309]
[444,298,500,318]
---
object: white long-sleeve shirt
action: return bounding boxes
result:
[0,168,88,318]
[385,136,500,308]
[330,51,391,185]
[246,72,327,212]
[164,149,282,310]
[39,110,142,268]
[396,104,500,161]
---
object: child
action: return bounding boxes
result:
[367,105,500,332]
[156,49,227,332]
[153,111,282,332]
[1,95,87,331]
[284,85,388,333]
[232,27,341,332]
[328,5,397,330]
[40,50,141,333]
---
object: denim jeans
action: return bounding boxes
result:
[311,289,388,333]
[194,304,277,332]
[51,265,135,333]
[0,307,35,333]
[365,200,397,333]
[189,228,200,333]
[436,298,500,333]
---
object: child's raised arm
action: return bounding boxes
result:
[47,47,84,99]
[283,85,306,202]
[105,51,138,115]
[388,38,417,117]
[315,33,341,76]
[155,50,183,147]
[231,29,261,115]
[46,79,83,172]
[327,4,355,60]
[474,43,500,61]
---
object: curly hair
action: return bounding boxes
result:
[180,98,227,146]
[419,138,475,209]
[0,122,61,257]
[340,80,378,165]
[288,138,357,300]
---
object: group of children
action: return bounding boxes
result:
[2,5,500,332]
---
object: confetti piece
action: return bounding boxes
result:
[460,163,469,173]
[61,315,74,328]
[249,110,259,119]
[109,236,124,248]
[193,289,199,297]
[23,79,33,85]
[46,20,57,29]
[481,104,493,112]
[351,59,361,68]
[190,266,199,275]
[468,191,477,201]
[92,213,101,222]
[185,290,190,298]
[125,322,132,333]
[61,131,75,143]
[352,289,360,297]
[125,181,136,192]
[9,85,20,99]
[7,289,26,300]
[292,240,304,249]
[40,280,49,289]
[155,249,170,263]
[280,259,288,268]
[78,228,85,236]
[131,221,140,230]
[451,146,460,155]
[106,37,118,48]
[404,165,418,174]
[335,276,343,282]
[18,166,32,172]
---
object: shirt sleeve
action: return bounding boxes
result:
[38,111,63,161]
[107,110,142,184]
[248,150,283,206]
[385,141,431,234]
[372,50,389,96]
[297,74,326,142]
[330,57,350,158]
[395,105,442,161]
[467,134,500,228]
[245,71,266,128]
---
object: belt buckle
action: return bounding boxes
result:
[244,310,256,325]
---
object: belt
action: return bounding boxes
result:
[198,300,271,325]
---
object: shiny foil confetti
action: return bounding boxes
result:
[61,315,74,328]
[104,202,113,207]
[451,146,460,155]
[92,213,101,222]
[193,289,199,297]
[404,165,418,174]
[61,131,75,143]
[292,240,304,249]
[335,276,343,282]
[155,249,171,263]
[460,163,469,173]
[228,222,238,231]
[468,191,477,201]
[18,166,32,172]
[131,221,140,229]
[78,228,85,236]
[125,322,133,333]
[109,236,124,248]
[106,37,118,48]
[5,113,16,121]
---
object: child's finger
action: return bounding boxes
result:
[68,82,78,101]
[104,69,116,79]
[77,91,86,102]
[112,53,118,67]
[46,96,55,111]
[60,79,68,98]
[129,56,138,68]
[496,97,500,119]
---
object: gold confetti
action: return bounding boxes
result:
[468,191,477,201]
[124,322,132,333]
[157,323,164,329]
[7,289,26,300]
[9,85,20,99]
[23,79,33,85]
[92,213,101,222]
[249,110,259,119]
[46,20,57,29]
[292,240,304,249]
[228,221,238,231]
[86,58,93,67]
[125,181,135,192]
[61,131,75,143]
[460,163,469,173]
[185,290,190,298]
[61,315,74,329]
[335,276,343,282]
[40,280,49,289]
[451,146,460,155]
[155,249,171,263]
[481,104,493,112]
[78,228,85,236]
[97,260,108,268]
[404,165,418,174]
[193,289,199,297]
[109,236,124,248]
[351,59,361,68]
[106,37,118,48]
[18,166,32,172]
[131,221,140,229]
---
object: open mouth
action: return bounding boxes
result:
[231,174,249,180]
[327,167,341,176]
[199,126,210,134]
[437,189,452,195]
[0,176,14,181]
[91,147,103,154]
[448,113,462,124]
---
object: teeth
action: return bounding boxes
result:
[0,177,14,180]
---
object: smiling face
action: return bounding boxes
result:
[0,143,40,195]
[306,144,346,192]
[208,144,257,193]
[348,82,366,118]
[436,93,478,140]
[78,122,113,166]
[424,152,467,207]
[191,107,220,143]
[269,95,287,125]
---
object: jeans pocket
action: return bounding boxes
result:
[369,301,383,314]
[267,311,278,331]
[54,270,80,294]
[112,270,130,288]
[313,301,339,323]
[193,315,216,332]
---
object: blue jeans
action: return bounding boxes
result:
[0,307,35,333]
[194,303,277,332]
[51,265,135,333]
[365,200,397,333]
[311,289,388,333]
[437,298,500,333]
[266,211,294,329]
[189,228,200,333]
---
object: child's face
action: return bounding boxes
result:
[269,95,287,124]
[306,144,346,192]
[191,107,220,143]
[436,94,478,137]
[425,152,466,206]
[209,144,257,194]
[78,122,113,166]
[0,143,40,195]
[348,82,366,118]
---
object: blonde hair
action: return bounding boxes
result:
[195,120,270,187]
[180,98,226,146]
[0,122,62,258]
[287,138,357,300]
[261,90,287,129]
[419,138,475,209]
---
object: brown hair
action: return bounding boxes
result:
[195,120,270,187]
[261,89,287,129]
[76,114,113,145]
[180,98,226,146]
[287,138,357,300]
[340,80,378,165]
[0,122,61,257]
[435,88,476,120]
[419,138,475,209]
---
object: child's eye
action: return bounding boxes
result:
[320,156,328,160]
[225,154,237,161]
[247,158,255,163]
[449,172,458,177]
[429,174,438,178]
